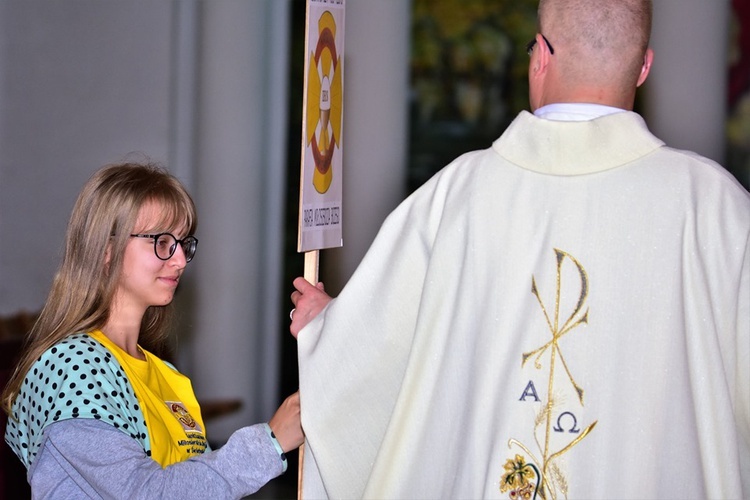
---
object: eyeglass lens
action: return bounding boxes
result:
[154,233,197,262]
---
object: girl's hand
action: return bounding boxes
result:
[268,391,303,452]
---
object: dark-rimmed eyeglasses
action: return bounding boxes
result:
[526,34,555,56]
[130,233,198,262]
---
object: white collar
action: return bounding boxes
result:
[534,103,626,121]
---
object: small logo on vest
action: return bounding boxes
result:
[166,401,203,434]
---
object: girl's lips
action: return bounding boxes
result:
[160,276,180,286]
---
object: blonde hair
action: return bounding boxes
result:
[2,161,197,415]
[538,0,652,90]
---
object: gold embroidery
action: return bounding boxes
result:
[500,454,540,499]
[523,249,588,404]
[502,249,597,500]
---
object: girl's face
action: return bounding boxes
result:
[112,200,189,317]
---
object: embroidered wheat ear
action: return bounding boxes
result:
[548,462,568,497]
[534,405,547,428]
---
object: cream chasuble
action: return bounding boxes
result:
[298,111,750,499]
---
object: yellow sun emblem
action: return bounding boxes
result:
[306,10,343,194]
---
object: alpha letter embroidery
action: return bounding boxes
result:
[519,380,541,402]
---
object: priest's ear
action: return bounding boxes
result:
[636,48,654,87]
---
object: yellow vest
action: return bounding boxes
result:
[90,330,208,467]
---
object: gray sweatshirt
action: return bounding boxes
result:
[28,418,286,499]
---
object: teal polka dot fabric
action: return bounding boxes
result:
[5,333,150,468]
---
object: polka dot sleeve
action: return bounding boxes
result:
[4,333,150,468]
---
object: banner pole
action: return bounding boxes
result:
[298,249,318,499]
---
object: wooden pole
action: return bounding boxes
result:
[298,249,319,500]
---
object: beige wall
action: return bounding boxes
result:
[644,0,730,164]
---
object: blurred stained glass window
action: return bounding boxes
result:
[727,0,750,190]
[408,0,538,191]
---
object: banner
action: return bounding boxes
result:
[298,0,345,252]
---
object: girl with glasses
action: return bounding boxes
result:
[2,162,302,498]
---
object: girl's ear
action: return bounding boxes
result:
[104,241,112,276]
